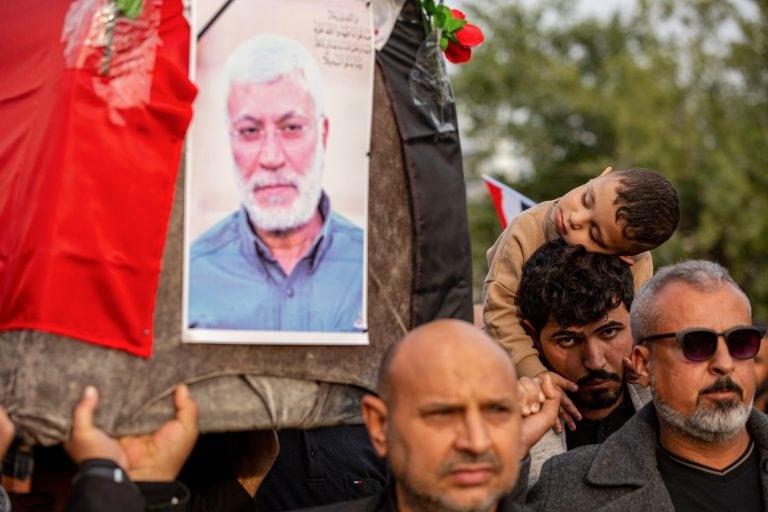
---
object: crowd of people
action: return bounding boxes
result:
[2,256,766,511]
[4,108,768,510]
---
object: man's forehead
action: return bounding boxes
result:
[413,391,517,410]
[544,303,629,335]
[393,371,518,409]
[227,72,315,110]
[394,354,517,388]
[388,336,516,399]
[229,69,311,93]
[653,281,751,329]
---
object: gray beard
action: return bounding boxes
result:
[396,450,507,512]
[399,484,501,512]
[652,389,751,443]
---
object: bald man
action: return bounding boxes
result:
[301,319,561,512]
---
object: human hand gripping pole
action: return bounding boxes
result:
[65,384,199,482]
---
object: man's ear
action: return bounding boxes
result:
[630,345,652,388]
[362,394,389,458]
[599,166,614,177]
[618,254,635,266]
[521,319,541,349]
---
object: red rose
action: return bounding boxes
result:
[450,8,466,20]
[456,22,484,47]
[422,2,485,64]
[444,10,484,64]
[445,41,472,64]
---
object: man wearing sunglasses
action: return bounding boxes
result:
[526,260,768,512]
[517,240,651,485]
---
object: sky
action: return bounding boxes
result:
[452,0,635,19]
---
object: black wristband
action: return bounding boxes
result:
[72,459,127,486]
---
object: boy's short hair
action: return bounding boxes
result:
[519,240,634,333]
[612,168,679,254]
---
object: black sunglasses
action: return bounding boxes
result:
[639,326,765,362]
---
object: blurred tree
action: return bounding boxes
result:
[454,0,768,320]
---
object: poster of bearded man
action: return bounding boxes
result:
[183,0,372,345]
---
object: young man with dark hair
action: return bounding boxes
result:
[517,240,651,484]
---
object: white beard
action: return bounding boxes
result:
[236,138,324,232]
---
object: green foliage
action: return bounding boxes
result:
[421,0,468,51]
[454,0,768,320]
[116,0,142,19]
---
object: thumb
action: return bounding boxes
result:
[173,384,198,431]
[540,372,563,399]
[72,385,99,432]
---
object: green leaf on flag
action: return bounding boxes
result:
[116,0,143,19]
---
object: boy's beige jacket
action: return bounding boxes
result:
[483,200,653,378]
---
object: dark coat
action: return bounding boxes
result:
[66,459,192,512]
[527,404,768,512]
[297,482,528,512]
[255,426,387,511]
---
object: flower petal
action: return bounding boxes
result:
[456,23,484,47]
[450,8,466,20]
[445,41,472,63]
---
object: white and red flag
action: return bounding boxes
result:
[482,175,537,230]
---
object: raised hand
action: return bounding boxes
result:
[65,384,198,482]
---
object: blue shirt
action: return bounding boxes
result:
[188,194,364,332]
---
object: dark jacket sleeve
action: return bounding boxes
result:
[67,459,190,512]
[67,459,146,512]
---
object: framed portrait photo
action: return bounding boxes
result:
[182,0,373,345]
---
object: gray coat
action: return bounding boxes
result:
[526,403,768,512]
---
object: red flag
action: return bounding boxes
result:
[0,0,196,357]
[482,175,537,230]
